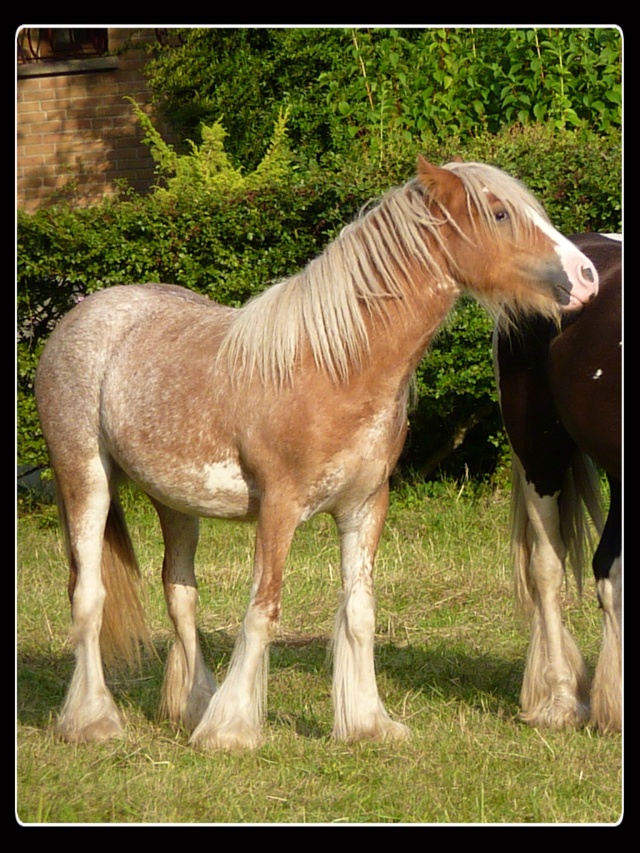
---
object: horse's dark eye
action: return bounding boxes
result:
[495,209,509,222]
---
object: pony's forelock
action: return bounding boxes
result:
[443,161,549,241]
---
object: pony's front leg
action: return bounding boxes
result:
[332,484,410,743]
[154,504,216,732]
[591,477,622,733]
[519,476,590,729]
[189,499,297,751]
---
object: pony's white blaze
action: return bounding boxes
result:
[526,207,599,307]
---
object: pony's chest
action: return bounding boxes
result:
[298,404,407,520]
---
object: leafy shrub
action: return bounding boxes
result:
[145,28,346,170]
[18,27,621,481]
[128,97,293,198]
[145,27,621,168]
[321,28,621,151]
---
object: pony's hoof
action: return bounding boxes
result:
[161,685,217,733]
[380,720,411,742]
[334,717,411,743]
[55,714,124,743]
[590,703,622,735]
[189,720,263,752]
[520,701,589,730]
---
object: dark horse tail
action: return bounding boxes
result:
[511,449,605,616]
[57,484,152,668]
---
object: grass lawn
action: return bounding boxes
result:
[16,482,623,825]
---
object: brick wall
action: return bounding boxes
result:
[17,28,170,211]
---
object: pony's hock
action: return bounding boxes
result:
[495,233,622,734]
[36,157,599,750]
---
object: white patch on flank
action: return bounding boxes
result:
[203,459,251,494]
[198,458,258,517]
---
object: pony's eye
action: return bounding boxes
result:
[494,209,509,223]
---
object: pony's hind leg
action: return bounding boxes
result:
[332,484,410,743]
[55,456,125,742]
[154,503,216,732]
[515,464,590,729]
[591,477,622,733]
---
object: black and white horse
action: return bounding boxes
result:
[495,232,621,732]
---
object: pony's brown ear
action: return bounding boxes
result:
[416,155,463,202]
[451,155,464,163]
[416,155,442,187]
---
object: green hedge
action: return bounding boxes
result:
[17,124,621,480]
[145,28,621,169]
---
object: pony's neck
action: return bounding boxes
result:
[358,258,460,388]
[216,180,462,388]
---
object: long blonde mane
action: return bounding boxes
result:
[217,162,548,386]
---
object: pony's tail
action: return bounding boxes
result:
[559,451,605,594]
[511,450,604,617]
[99,499,152,667]
[59,492,152,668]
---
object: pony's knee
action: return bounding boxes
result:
[341,586,375,646]
[71,576,107,636]
[529,545,565,594]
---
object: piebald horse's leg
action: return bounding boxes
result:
[591,477,622,733]
[332,483,410,742]
[55,455,124,742]
[154,503,216,732]
[519,472,590,729]
[189,496,298,751]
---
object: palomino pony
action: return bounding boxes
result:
[494,232,621,733]
[35,158,600,750]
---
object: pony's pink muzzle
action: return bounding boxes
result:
[564,255,599,309]
[527,208,600,309]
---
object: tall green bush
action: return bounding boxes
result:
[145,27,621,167]
[17,120,620,477]
[320,28,621,153]
[127,97,293,198]
[18,26,621,481]
[145,28,346,169]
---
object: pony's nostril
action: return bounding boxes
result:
[582,266,595,283]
